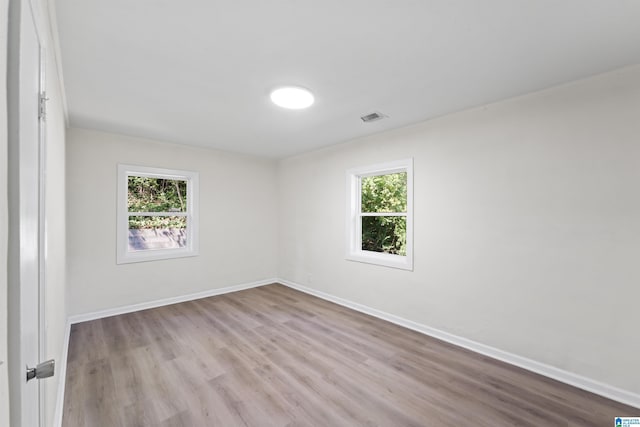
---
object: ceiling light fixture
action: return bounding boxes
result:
[270,86,314,109]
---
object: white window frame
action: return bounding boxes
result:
[346,158,413,270]
[117,164,199,264]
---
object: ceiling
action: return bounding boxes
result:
[55,0,640,158]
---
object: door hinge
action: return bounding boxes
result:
[39,91,49,121]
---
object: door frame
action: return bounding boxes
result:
[37,42,47,427]
[7,0,47,425]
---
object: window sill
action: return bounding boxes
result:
[346,251,413,271]
[117,248,199,265]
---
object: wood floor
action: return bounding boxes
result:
[63,284,636,426]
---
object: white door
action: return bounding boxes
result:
[9,0,46,425]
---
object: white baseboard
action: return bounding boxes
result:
[55,276,639,419]
[53,320,71,427]
[277,278,640,409]
[68,278,277,325]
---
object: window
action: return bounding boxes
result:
[117,164,199,264]
[346,159,413,270]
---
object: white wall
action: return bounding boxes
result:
[278,65,640,396]
[66,128,278,316]
[1,0,10,424]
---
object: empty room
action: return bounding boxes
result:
[2,0,640,426]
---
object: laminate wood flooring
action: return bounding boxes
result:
[62,284,637,426]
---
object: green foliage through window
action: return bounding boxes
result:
[361,172,406,213]
[128,216,186,230]
[128,176,187,229]
[361,172,407,255]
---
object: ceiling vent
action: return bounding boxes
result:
[360,111,387,123]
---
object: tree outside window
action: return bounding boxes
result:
[346,159,413,270]
[117,165,199,264]
[360,172,407,255]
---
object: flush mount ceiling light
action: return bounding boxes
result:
[270,86,314,109]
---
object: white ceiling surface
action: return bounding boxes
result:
[55,1,640,158]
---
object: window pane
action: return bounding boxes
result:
[361,172,407,213]
[128,216,187,251]
[128,176,187,212]
[361,216,406,256]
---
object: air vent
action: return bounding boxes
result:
[360,111,387,123]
